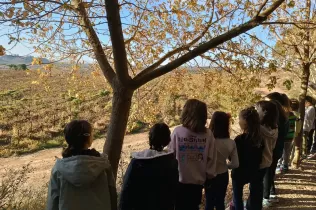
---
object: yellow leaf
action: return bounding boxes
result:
[6,7,15,18]
[0,45,5,56]
[22,11,28,18]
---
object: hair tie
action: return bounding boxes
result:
[78,133,91,137]
[227,113,232,118]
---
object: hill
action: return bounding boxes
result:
[0,55,50,65]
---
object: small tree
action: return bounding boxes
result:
[17,64,27,70]
[0,0,286,176]
[8,64,18,70]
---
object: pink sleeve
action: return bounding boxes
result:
[206,131,217,179]
[168,130,177,155]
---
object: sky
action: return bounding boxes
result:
[0,1,276,64]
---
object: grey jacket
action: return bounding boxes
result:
[260,125,278,169]
[46,155,117,210]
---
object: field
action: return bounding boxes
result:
[0,67,312,210]
[0,67,270,157]
[0,68,112,156]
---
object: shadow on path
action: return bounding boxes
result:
[270,160,316,210]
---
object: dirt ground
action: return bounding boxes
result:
[269,159,316,210]
[1,129,316,210]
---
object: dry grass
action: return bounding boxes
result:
[0,68,263,157]
[0,164,47,210]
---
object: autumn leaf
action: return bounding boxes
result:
[0,45,5,56]
[5,7,15,18]
[288,1,295,8]
[32,57,42,65]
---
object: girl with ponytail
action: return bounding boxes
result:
[231,106,264,210]
[47,120,117,210]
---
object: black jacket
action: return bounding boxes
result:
[232,133,263,182]
[119,149,178,210]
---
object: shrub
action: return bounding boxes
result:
[0,164,47,210]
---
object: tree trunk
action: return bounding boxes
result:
[104,80,134,178]
[292,63,310,168]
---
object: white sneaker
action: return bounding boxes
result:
[269,197,279,203]
[262,199,273,207]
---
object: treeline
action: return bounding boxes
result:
[7,64,28,70]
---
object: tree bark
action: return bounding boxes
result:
[104,79,134,177]
[293,0,312,168]
[293,63,310,168]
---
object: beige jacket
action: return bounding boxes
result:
[260,125,278,169]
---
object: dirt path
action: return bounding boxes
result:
[0,132,150,188]
[269,159,316,210]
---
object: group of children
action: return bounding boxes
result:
[46,92,311,210]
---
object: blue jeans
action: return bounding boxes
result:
[246,168,267,210]
[176,183,203,210]
[232,178,248,210]
[205,172,229,210]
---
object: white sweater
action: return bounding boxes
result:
[304,106,315,132]
[214,138,239,175]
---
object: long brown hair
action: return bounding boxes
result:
[265,92,289,119]
[240,106,262,147]
[210,111,230,138]
[181,99,207,133]
[256,101,279,129]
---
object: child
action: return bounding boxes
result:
[246,101,278,210]
[263,92,289,207]
[278,98,300,173]
[46,120,117,210]
[119,123,178,210]
[303,96,315,157]
[205,111,239,210]
[169,99,217,210]
[232,107,263,210]
[289,99,302,165]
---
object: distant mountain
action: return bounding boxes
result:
[0,55,50,65]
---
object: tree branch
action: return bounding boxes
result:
[132,0,286,88]
[135,1,238,80]
[74,0,115,85]
[261,21,316,29]
[124,0,149,45]
[105,0,131,85]
[256,0,269,17]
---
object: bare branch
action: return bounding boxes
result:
[256,0,269,17]
[124,0,149,45]
[74,0,115,85]
[105,0,131,84]
[132,0,286,88]
[262,21,316,29]
[135,2,241,80]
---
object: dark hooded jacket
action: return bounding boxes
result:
[119,149,178,210]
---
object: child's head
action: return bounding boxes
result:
[266,92,290,113]
[265,92,288,120]
[255,101,279,129]
[149,123,171,152]
[281,94,291,112]
[181,99,207,133]
[239,106,261,144]
[62,120,93,157]
[305,96,314,107]
[290,98,299,112]
[209,111,230,139]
